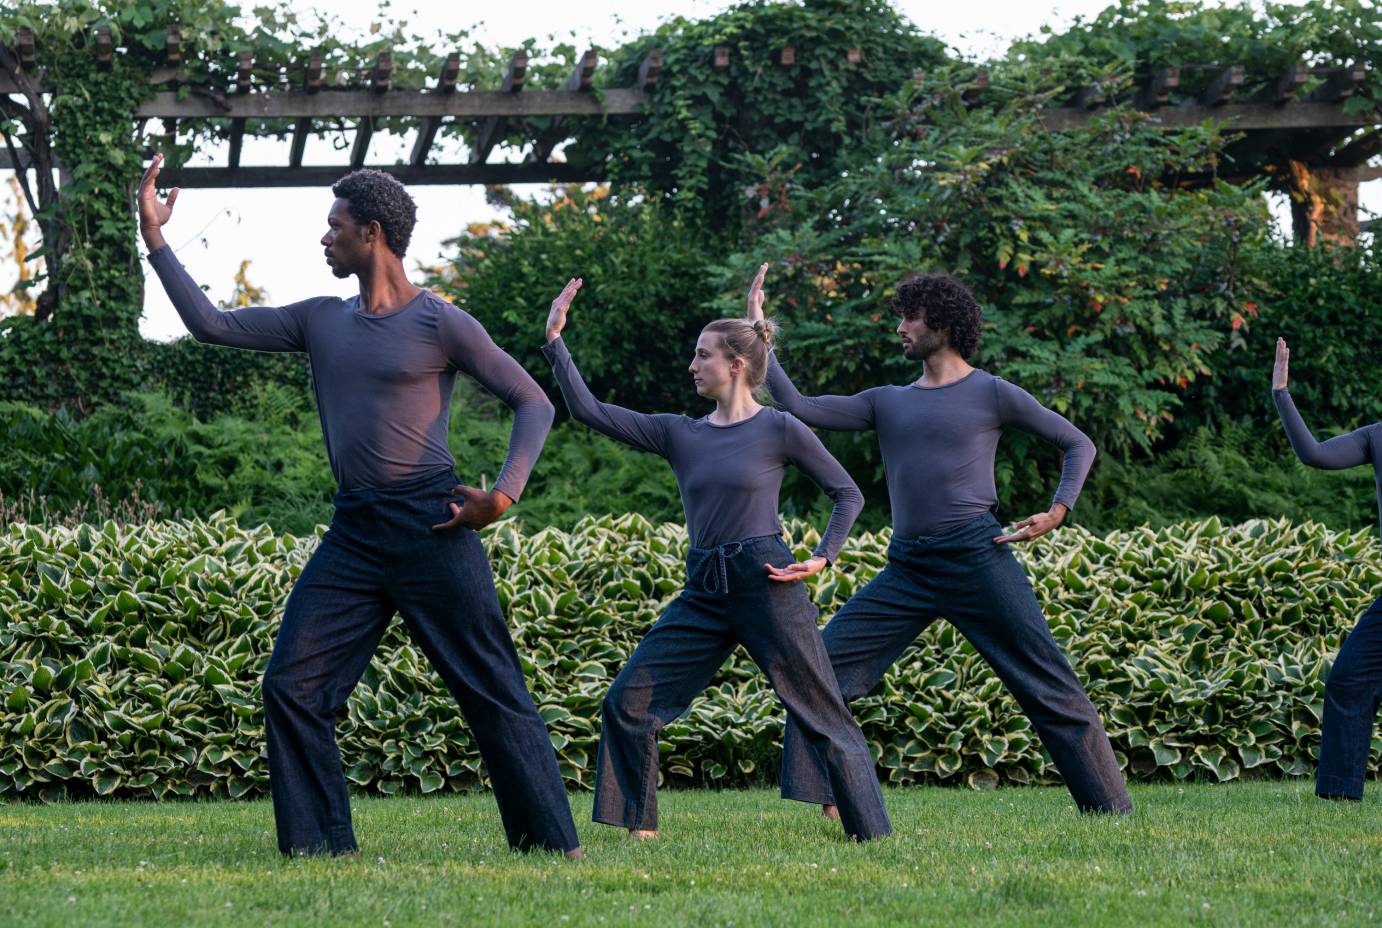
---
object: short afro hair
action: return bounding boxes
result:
[331,169,418,257]
[891,273,983,358]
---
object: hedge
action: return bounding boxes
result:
[1,514,1379,801]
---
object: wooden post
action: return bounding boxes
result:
[1137,67,1179,109]
[16,27,35,72]
[410,52,459,166]
[1201,65,1243,106]
[637,48,663,91]
[525,50,597,165]
[1288,160,1360,245]
[289,53,322,168]
[227,52,252,169]
[469,49,528,166]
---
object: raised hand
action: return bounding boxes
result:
[993,504,1067,544]
[765,555,828,583]
[1273,337,1289,391]
[431,484,513,532]
[546,277,583,343]
[746,262,768,322]
[138,152,179,249]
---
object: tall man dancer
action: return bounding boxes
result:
[138,155,582,857]
[748,266,1132,816]
[1273,338,1382,800]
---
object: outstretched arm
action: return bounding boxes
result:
[1273,338,1372,470]
[541,279,673,456]
[993,379,1096,544]
[140,153,309,352]
[767,415,864,580]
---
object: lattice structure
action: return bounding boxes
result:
[2,27,1380,243]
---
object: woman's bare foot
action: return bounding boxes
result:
[821,804,841,821]
[629,828,659,840]
[565,847,586,859]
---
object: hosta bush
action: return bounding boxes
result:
[1,514,1378,801]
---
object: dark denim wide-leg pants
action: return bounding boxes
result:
[780,513,1132,814]
[262,470,580,856]
[1316,592,1382,800]
[593,535,891,841]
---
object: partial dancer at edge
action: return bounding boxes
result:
[1273,337,1382,801]
[541,278,890,842]
[748,265,1133,817]
[139,156,581,858]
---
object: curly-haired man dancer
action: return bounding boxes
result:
[1273,338,1382,801]
[747,265,1132,816]
[138,156,582,858]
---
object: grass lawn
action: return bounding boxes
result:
[3,781,1381,927]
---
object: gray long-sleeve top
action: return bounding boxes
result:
[147,245,554,499]
[1274,389,1382,546]
[766,354,1096,538]
[541,336,863,562]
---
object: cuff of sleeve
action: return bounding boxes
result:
[493,474,524,504]
[812,547,837,566]
[541,336,569,363]
[1052,495,1077,513]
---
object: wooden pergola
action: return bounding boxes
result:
[2,25,1379,243]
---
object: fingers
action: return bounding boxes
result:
[765,561,814,582]
[751,262,768,289]
[430,502,464,532]
[166,187,179,212]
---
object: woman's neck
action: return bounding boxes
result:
[708,387,762,425]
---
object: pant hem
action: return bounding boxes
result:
[1316,773,1365,800]
[780,788,837,806]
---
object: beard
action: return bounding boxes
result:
[903,330,945,361]
[330,263,351,280]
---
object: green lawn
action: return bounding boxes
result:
[3,782,1380,927]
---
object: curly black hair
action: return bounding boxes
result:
[331,169,418,257]
[891,273,983,358]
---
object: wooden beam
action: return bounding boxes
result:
[349,118,373,168]
[962,70,989,106]
[1327,129,1382,167]
[1137,67,1179,110]
[227,52,252,169]
[468,49,528,166]
[526,50,599,164]
[410,52,460,167]
[158,161,599,188]
[1269,62,1308,103]
[779,46,795,67]
[132,88,647,119]
[16,27,36,72]
[370,51,393,93]
[93,24,112,67]
[1360,165,1382,182]
[1201,65,1244,106]
[164,27,181,67]
[289,53,323,168]
[712,46,730,71]
[1311,65,1365,103]
[637,48,663,91]
[1071,84,1105,110]
[1038,100,1377,132]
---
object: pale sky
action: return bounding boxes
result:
[1,0,1376,335]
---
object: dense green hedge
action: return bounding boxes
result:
[2,514,1378,801]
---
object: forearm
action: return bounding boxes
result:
[813,484,864,564]
[541,336,666,454]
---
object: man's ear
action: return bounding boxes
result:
[366,219,383,246]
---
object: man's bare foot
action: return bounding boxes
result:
[822,804,841,821]
[564,847,586,859]
[629,828,659,840]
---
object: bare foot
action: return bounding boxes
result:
[564,847,586,859]
[821,804,840,821]
[629,828,659,841]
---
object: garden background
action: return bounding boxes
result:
[1,0,1380,803]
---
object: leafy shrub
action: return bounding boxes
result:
[2,514,1377,800]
